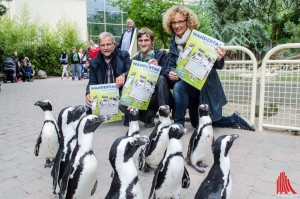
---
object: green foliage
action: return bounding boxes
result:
[0,4,7,18]
[109,0,184,48]
[0,4,85,76]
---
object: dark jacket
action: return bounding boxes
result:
[132,49,169,78]
[117,26,136,49]
[70,52,79,64]
[169,35,227,121]
[86,48,131,95]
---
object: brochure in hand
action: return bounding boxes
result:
[120,60,161,110]
[176,29,224,90]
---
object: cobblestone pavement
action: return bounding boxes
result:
[0,78,299,199]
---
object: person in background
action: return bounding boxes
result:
[84,32,131,116]
[70,47,81,81]
[78,48,84,79]
[163,5,255,131]
[60,50,69,79]
[90,39,99,47]
[119,27,172,127]
[16,61,22,82]
[26,62,34,82]
[12,51,18,67]
[117,18,136,52]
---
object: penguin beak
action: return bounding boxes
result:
[34,101,42,106]
[230,134,239,142]
[96,115,111,123]
[183,127,188,134]
[135,136,149,146]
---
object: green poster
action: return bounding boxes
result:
[120,60,161,110]
[89,83,122,123]
[176,29,224,90]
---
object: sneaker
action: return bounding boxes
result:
[144,117,155,128]
[231,111,255,131]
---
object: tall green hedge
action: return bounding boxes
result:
[0,5,85,76]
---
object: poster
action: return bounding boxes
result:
[89,83,122,123]
[176,29,224,90]
[120,60,161,110]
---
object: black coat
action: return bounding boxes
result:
[86,48,131,95]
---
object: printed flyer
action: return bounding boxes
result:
[120,60,161,110]
[176,29,224,90]
[89,83,122,123]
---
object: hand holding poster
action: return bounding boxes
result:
[120,60,161,110]
[89,83,122,123]
[176,29,224,90]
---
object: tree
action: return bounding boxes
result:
[109,0,184,48]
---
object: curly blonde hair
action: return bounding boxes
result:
[163,5,200,35]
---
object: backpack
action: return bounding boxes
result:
[90,46,100,59]
[73,53,79,62]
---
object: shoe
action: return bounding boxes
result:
[144,117,155,128]
[231,111,255,131]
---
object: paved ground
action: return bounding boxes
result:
[0,78,299,199]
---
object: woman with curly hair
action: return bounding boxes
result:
[163,5,255,131]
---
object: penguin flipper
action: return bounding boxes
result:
[34,132,42,156]
[51,146,64,193]
[182,166,190,188]
[138,148,146,171]
[59,161,73,198]
[91,180,97,196]
[148,162,163,199]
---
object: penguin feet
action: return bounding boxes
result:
[44,159,53,168]
[196,161,208,168]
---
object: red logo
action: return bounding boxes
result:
[276,172,297,195]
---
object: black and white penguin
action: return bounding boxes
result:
[138,105,171,172]
[186,104,213,173]
[149,123,190,199]
[105,135,150,199]
[34,100,60,168]
[59,114,109,199]
[126,107,140,137]
[51,105,86,194]
[194,134,239,199]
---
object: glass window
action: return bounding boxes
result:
[106,12,122,24]
[87,10,104,23]
[87,0,104,10]
[122,13,128,23]
[88,23,105,36]
[106,24,123,37]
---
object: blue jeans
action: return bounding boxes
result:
[173,80,199,127]
[71,64,81,79]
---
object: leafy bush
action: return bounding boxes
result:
[0,4,85,76]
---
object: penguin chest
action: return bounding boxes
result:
[72,155,98,198]
[157,156,184,198]
[41,123,59,158]
[146,134,168,166]
[191,128,213,162]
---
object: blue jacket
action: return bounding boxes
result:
[86,48,131,95]
[169,35,227,121]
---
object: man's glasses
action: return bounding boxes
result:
[171,20,186,26]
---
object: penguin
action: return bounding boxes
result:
[181,43,195,60]
[126,107,140,137]
[186,104,213,173]
[105,135,149,199]
[51,105,86,194]
[59,114,109,199]
[194,134,239,199]
[149,123,190,199]
[138,105,171,172]
[34,100,60,168]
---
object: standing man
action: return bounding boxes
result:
[117,18,136,52]
[85,32,131,114]
[119,28,173,127]
[70,47,81,80]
